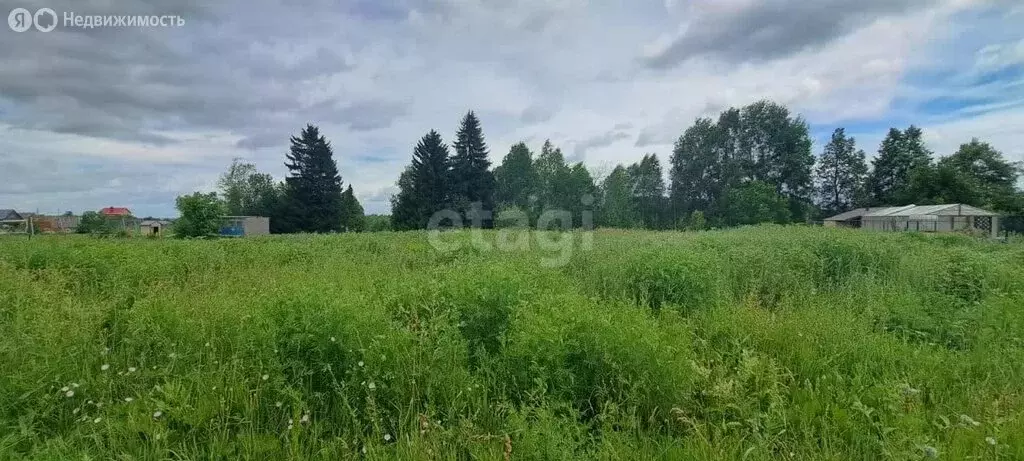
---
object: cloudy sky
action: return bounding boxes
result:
[1,0,1022,217]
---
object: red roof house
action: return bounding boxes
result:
[99,207,132,217]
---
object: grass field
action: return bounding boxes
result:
[1,227,1023,460]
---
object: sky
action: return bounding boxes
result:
[1,0,1022,217]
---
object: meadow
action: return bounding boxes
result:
[1,227,1023,460]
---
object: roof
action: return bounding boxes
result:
[823,207,887,221]
[140,220,172,226]
[0,209,23,221]
[100,207,132,216]
[864,204,997,218]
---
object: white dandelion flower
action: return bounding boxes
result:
[101,364,110,371]
[959,414,981,427]
[384,433,392,442]
[986,436,997,445]
[65,390,75,398]
[261,374,269,381]
[124,397,134,403]
[368,382,376,390]
[922,446,938,459]
[72,408,79,414]
[330,336,336,342]
[155,434,162,441]
[300,413,310,424]
[275,401,283,408]
[361,447,367,454]
[61,386,70,392]
[287,424,293,430]
[358,361,364,367]
[153,410,163,419]
[128,367,137,373]
[93,417,102,423]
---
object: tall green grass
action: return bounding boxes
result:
[1,227,1022,459]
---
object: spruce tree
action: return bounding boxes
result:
[450,111,495,227]
[341,185,365,231]
[815,128,868,215]
[282,124,344,233]
[391,130,452,229]
[494,142,538,212]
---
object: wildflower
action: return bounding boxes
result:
[900,384,921,397]
[65,390,75,398]
[72,408,79,414]
[922,446,938,459]
[168,353,178,359]
[361,446,367,454]
[330,336,336,342]
[102,347,110,355]
[384,433,392,442]
[275,401,283,408]
[124,397,134,403]
[128,367,137,373]
[287,423,293,430]
[153,410,163,419]
[101,364,110,371]
[959,414,980,427]
[72,383,80,388]
[205,342,211,347]
[300,413,310,424]
[155,434,162,441]
[93,417,102,423]
[368,382,376,390]
[261,374,269,381]
[358,361,364,367]
[986,437,997,445]
[61,386,70,392]
[118,371,125,376]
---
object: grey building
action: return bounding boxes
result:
[825,204,1000,237]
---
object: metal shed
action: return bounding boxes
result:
[219,216,270,237]
[859,204,999,237]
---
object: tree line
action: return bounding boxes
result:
[390,102,1024,231]
[176,100,1024,236]
[176,125,365,237]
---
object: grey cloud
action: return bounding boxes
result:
[520,104,556,124]
[635,129,677,148]
[644,0,932,68]
[571,130,631,162]
[332,100,410,132]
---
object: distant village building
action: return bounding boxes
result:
[0,209,23,221]
[139,220,172,236]
[99,207,132,217]
[219,216,270,237]
[824,204,999,237]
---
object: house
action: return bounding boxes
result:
[219,216,270,237]
[825,204,1000,237]
[0,209,23,221]
[139,220,172,236]
[823,207,888,228]
[99,207,132,217]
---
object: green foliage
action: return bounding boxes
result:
[391,130,453,230]
[75,211,107,234]
[816,128,868,215]
[669,100,814,225]
[2,228,1024,459]
[174,192,225,237]
[450,111,495,227]
[628,154,666,229]
[279,125,344,233]
[598,165,639,228]
[721,181,792,226]
[364,214,392,232]
[340,185,365,232]
[494,142,538,216]
[867,126,934,206]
